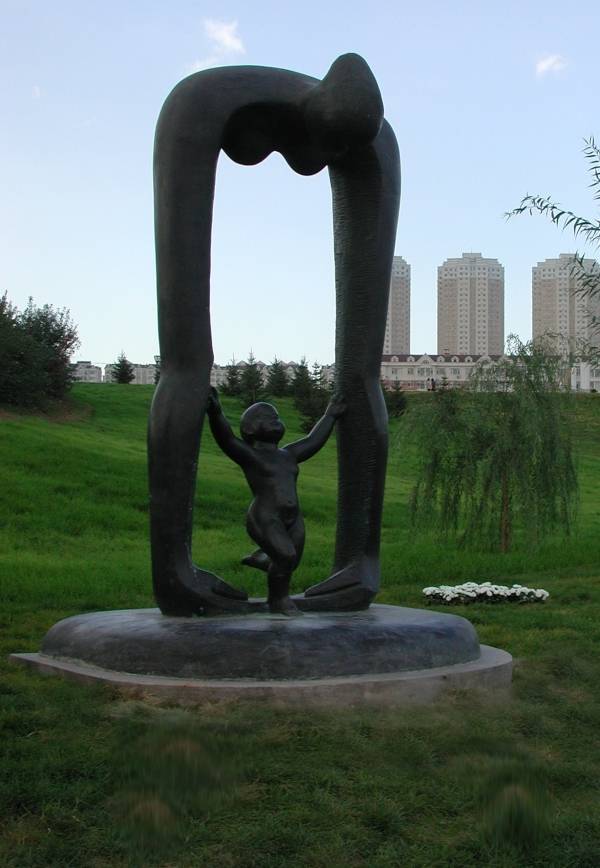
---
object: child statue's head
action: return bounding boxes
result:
[240,402,285,444]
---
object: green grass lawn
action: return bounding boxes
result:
[1,384,600,867]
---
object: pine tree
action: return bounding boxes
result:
[306,362,331,432]
[239,352,267,407]
[290,357,312,403]
[385,380,407,418]
[222,358,242,396]
[111,351,135,384]
[311,361,334,401]
[311,361,323,388]
[292,359,329,433]
[266,357,289,397]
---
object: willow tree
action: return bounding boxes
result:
[507,136,600,327]
[409,336,578,552]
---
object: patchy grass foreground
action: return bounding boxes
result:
[1,385,600,867]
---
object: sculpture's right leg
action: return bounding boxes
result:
[149,90,248,616]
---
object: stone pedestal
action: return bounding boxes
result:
[10,605,512,707]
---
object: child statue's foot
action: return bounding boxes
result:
[241,550,271,572]
[269,595,302,616]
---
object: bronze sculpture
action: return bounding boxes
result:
[207,389,345,614]
[150,53,400,615]
[13,54,512,706]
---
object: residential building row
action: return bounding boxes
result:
[208,361,335,389]
[385,252,599,359]
[71,359,335,388]
[380,352,505,391]
[71,252,599,393]
[103,362,157,385]
[71,361,157,385]
[72,353,600,395]
[380,353,600,393]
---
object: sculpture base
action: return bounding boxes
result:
[10,645,511,707]
[10,604,512,705]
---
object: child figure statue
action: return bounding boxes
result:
[206,389,345,615]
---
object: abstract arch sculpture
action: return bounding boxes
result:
[149,53,400,615]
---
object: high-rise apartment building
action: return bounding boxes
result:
[383,256,410,354]
[437,252,504,356]
[532,254,600,352]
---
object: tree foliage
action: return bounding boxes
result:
[383,380,407,418]
[291,359,331,433]
[222,358,242,397]
[111,352,135,384]
[0,292,79,407]
[266,357,289,397]
[507,136,600,332]
[408,336,578,552]
[290,357,312,403]
[239,352,267,407]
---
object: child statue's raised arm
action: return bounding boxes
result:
[206,388,253,465]
[284,396,346,463]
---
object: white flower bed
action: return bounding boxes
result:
[422,581,549,605]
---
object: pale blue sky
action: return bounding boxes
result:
[1,1,598,366]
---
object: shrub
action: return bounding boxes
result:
[0,293,79,407]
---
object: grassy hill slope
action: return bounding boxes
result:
[2,385,599,613]
[1,385,600,867]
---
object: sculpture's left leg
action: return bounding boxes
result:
[150,97,248,616]
[304,120,400,610]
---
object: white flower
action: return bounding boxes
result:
[422,580,550,605]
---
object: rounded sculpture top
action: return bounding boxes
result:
[303,53,384,157]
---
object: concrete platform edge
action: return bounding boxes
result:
[9,645,512,707]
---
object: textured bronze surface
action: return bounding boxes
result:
[150,54,400,616]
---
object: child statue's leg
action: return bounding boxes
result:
[267,562,296,615]
[267,515,305,614]
[241,549,271,572]
[247,512,302,614]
